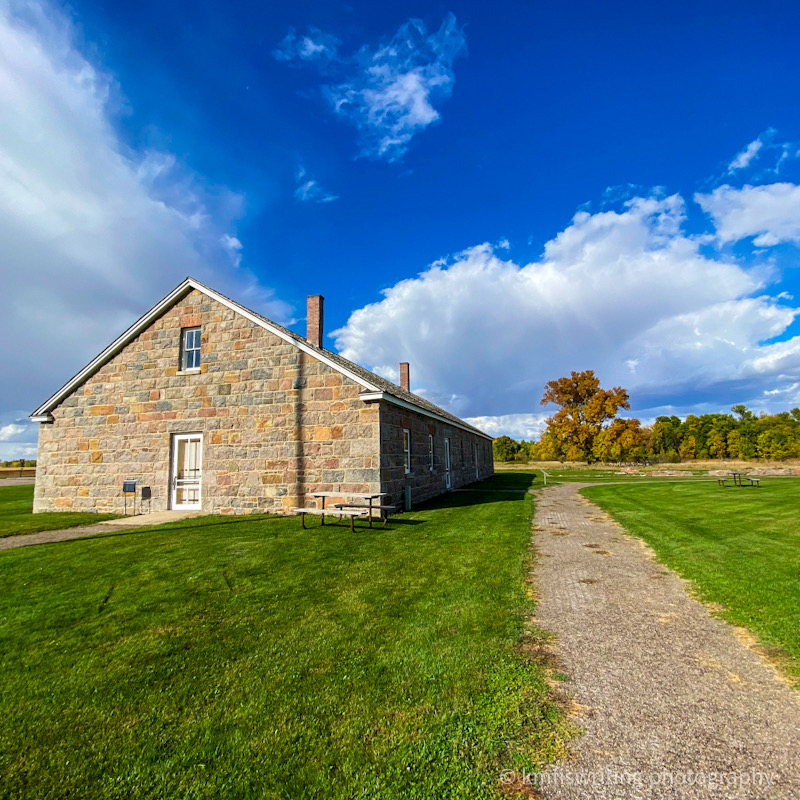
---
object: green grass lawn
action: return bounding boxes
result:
[582,480,800,683]
[0,485,119,537]
[0,473,569,799]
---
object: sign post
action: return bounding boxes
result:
[122,479,137,516]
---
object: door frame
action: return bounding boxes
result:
[170,432,203,510]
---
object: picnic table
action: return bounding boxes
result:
[301,491,393,529]
[718,472,760,488]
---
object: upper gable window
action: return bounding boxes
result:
[181,327,201,371]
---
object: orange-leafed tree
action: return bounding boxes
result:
[540,370,631,462]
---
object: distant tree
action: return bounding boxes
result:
[757,430,790,460]
[536,429,563,461]
[707,430,728,459]
[679,435,697,460]
[592,418,645,462]
[540,370,631,462]
[664,449,681,463]
[492,436,520,462]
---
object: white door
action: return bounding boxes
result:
[171,433,203,509]
[445,438,451,489]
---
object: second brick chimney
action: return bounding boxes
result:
[307,295,324,348]
[400,362,410,392]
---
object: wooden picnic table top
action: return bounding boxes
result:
[308,491,389,499]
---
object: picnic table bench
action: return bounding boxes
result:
[333,502,399,527]
[292,491,392,530]
[718,472,760,487]
[292,507,366,531]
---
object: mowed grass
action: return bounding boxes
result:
[582,480,800,682]
[0,473,569,800]
[0,485,118,537]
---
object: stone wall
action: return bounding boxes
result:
[34,289,380,514]
[378,402,494,507]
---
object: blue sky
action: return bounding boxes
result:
[3,0,800,455]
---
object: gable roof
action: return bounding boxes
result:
[31,277,491,440]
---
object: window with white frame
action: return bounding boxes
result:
[181,327,201,371]
[429,434,434,471]
[403,428,411,474]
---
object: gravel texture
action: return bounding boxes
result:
[0,510,204,551]
[531,482,800,800]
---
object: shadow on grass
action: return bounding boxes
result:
[24,472,537,548]
[411,472,537,513]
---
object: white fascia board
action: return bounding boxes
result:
[359,391,493,441]
[30,277,380,420]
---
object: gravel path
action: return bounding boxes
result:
[531,482,800,800]
[0,510,204,551]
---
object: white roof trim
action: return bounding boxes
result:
[359,391,493,440]
[31,278,380,419]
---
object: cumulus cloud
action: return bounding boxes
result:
[0,1,289,415]
[696,183,800,246]
[0,413,38,460]
[0,423,26,441]
[276,14,467,161]
[294,165,339,203]
[332,193,800,425]
[463,414,548,440]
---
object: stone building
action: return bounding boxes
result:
[31,278,493,515]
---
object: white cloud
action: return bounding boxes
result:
[273,28,340,63]
[277,14,466,162]
[463,413,548,440]
[0,412,37,459]
[0,444,37,460]
[0,423,25,441]
[294,165,339,203]
[696,183,800,246]
[332,194,799,419]
[728,136,765,172]
[0,1,289,415]
[220,234,243,266]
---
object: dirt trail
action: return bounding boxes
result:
[532,482,800,799]
[0,510,204,551]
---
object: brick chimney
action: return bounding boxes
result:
[307,295,324,348]
[400,362,410,392]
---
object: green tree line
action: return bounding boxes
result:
[493,405,800,463]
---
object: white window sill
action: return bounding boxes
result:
[177,368,201,375]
